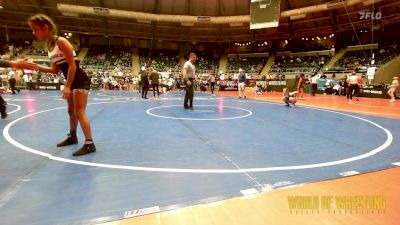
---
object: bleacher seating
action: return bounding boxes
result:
[270,55,329,73]
[195,56,219,74]
[226,57,266,75]
[335,43,400,70]
[81,46,132,70]
[139,50,180,73]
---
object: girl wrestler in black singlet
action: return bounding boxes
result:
[28,14,96,156]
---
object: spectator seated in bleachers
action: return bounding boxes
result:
[81,46,132,71]
[139,50,180,73]
[270,54,330,73]
[226,57,266,76]
[1,41,32,58]
[195,56,219,74]
[335,42,400,71]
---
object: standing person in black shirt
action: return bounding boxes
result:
[140,66,149,99]
[148,67,160,98]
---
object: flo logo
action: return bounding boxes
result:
[359,11,382,20]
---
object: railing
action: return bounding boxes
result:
[80,65,132,72]
[25,51,48,57]
[378,54,398,66]
[268,67,318,74]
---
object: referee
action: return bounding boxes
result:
[183,53,197,109]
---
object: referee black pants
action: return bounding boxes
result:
[184,78,194,108]
[347,84,359,99]
[311,83,317,96]
[9,78,19,94]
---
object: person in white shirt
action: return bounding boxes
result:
[346,72,359,101]
[8,70,20,94]
[237,68,246,99]
[282,88,297,106]
[387,76,399,102]
[102,76,109,90]
[219,71,224,81]
[310,74,319,96]
[182,53,197,109]
[167,77,174,92]
[209,74,216,94]
[23,73,30,86]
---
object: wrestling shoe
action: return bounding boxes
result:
[1,110,7,119]
[57,134,78,147]
[1,104,7,119]
[73,143,96,156]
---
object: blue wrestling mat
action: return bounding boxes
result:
[0,90,399,225]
